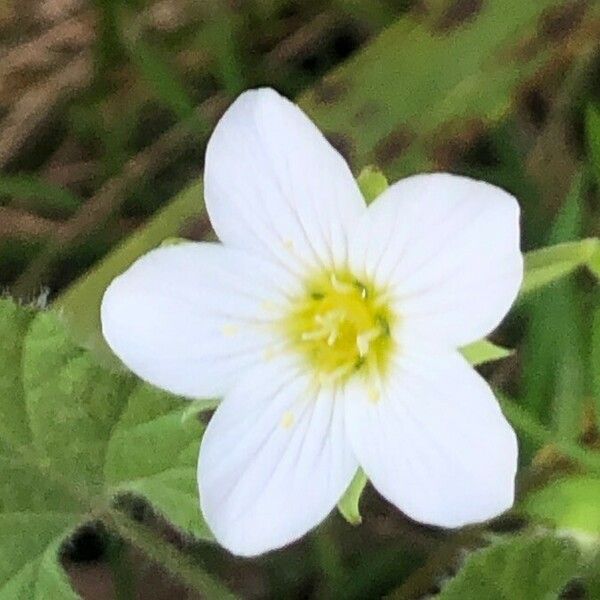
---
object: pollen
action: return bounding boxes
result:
[284,270,394,384]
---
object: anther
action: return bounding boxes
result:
[354,280,368,299]
[315,309,345,326]
[301,329,329,341]
[356,327,382,357]
[318,362,355,384]
[330,273,355,294]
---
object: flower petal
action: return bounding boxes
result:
[204,88,365,274]
[101,242,298,399]
[349,173,523,347]
[345,346,518,528]
[198,357,357,556]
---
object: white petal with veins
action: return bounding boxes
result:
[204,88,366,274]
[198,357,357,556]
[349,173,523,347]
[345,344,518,528]
[101,242,297,399]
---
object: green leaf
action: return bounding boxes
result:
[0,174,81,218]
[201,7,245,96]
[437,535,580,600]
[521,175,588,446]
[357,166,388,204]
[516,174,600,298]
[337,469,367,525]
[0,298,208,597]
[0,299,36,448]
[592,306,600,422]
[587,246,600,282]
[523,477,600,539]
[586,104,600,186]
[460,339,511,366]
[124,35,196,122]
[104,384,210,538]
[0,514,80,600]
[520,239,599,297]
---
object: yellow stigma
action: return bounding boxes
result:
[284,271,394,383]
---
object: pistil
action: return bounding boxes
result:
[284,270,395,384]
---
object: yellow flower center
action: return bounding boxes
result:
[285,271,394,384]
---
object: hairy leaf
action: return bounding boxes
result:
[523,477,600,538]
[438,535,580,600]
[0,298,207,597]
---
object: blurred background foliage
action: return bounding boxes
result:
[3,0,600,598]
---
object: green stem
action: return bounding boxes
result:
[105,536,135,600]
[105,509,238,600]
[312,521,345,598]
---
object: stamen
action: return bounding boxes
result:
[356,327,382,357]
[327,330,339,346]
[318,362,355,384]
[373,292,392,309]
[301,329,329,341]
[354,281,368,299]
[285,270,394,385]
[315,309,345,326]
[366,356,383,403]
[330,273,355,294]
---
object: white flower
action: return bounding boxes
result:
[101,88,523,557]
